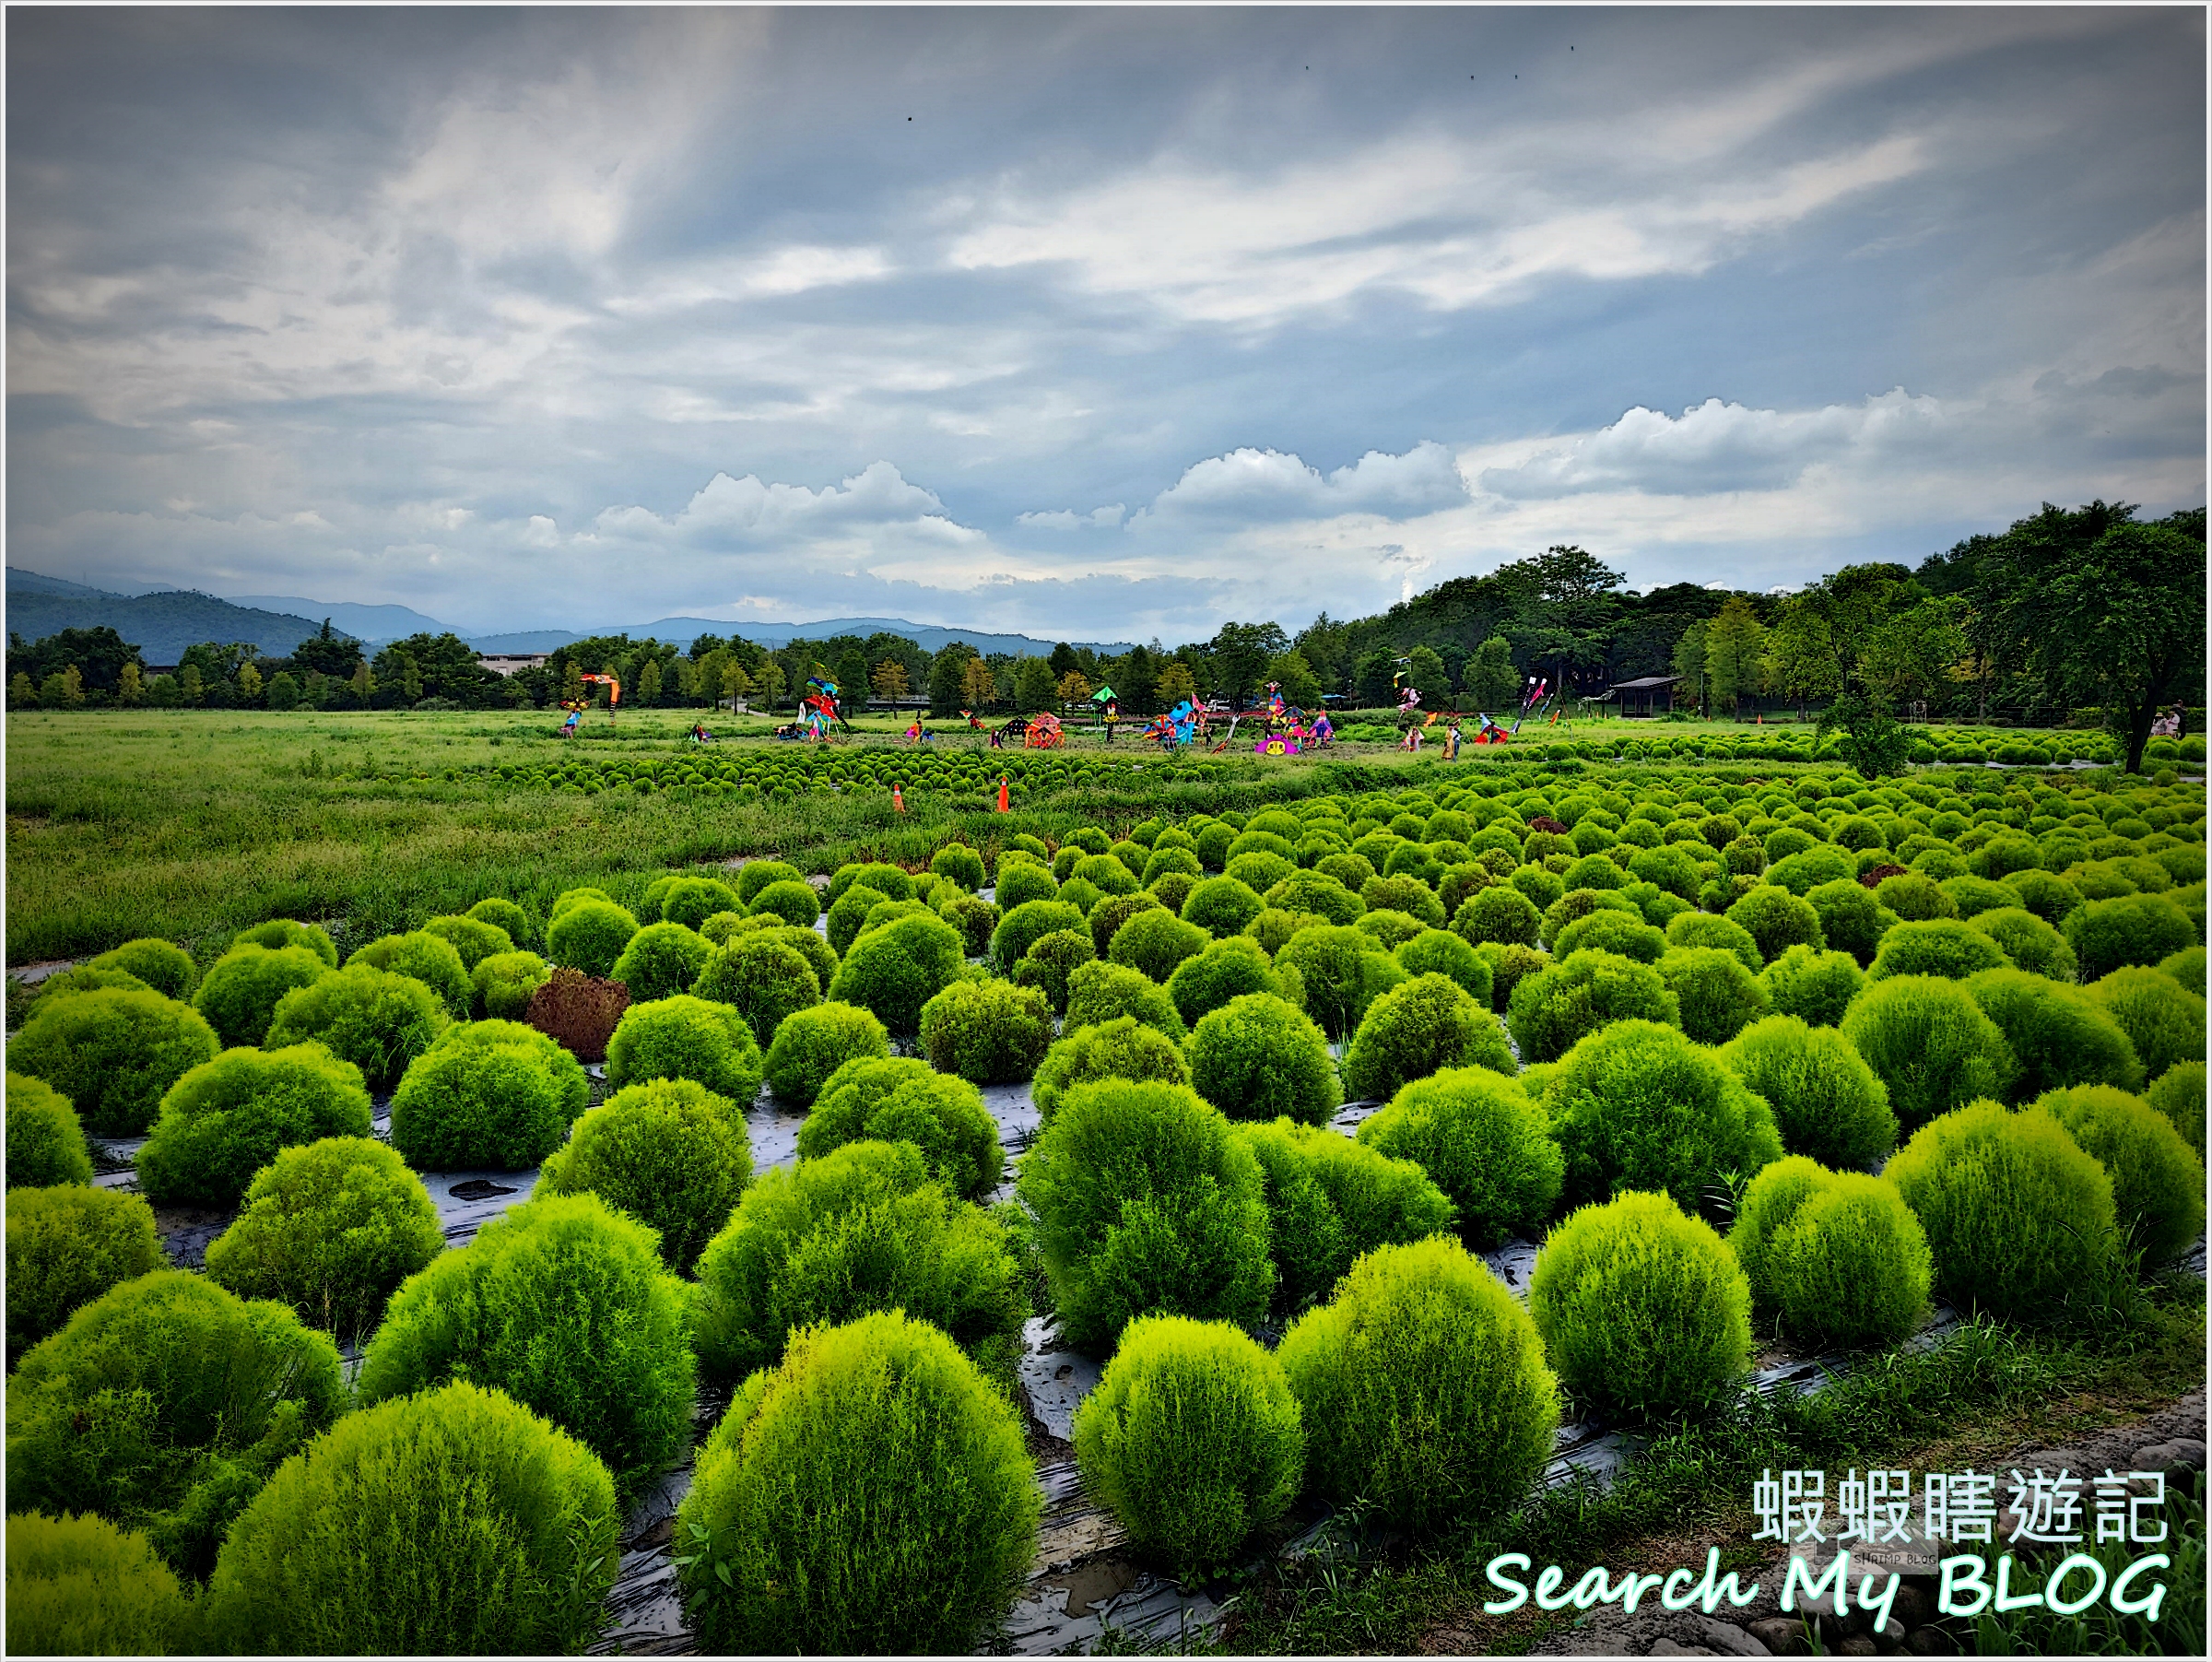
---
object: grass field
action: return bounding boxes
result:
[0,707,2142,967]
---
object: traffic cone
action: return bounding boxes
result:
[892,783,906,814]
[996,776,1010,813]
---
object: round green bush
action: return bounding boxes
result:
[202,1135,441,1343]
[1804,880,1897,968]
[544,899,641,980]
[347,929,473,1018]
[1165,933,1287,1026]
[1186,992,1341,1126]
[2035,1084,2206,1265]
[1018,1079,1274,1351]
[676,1309,1039,1656]
[1225,850,1296,893]
[2066,892,2197,983]
[2160,944,2207,992]
[1540,888,1641,952]
[1033,1019,1191,1125]
[1356,1066,1561,1245]
[1967,907,2077,981]
[748,878,822,930]
[471,948,550,1020]
[191,944,332,1047]
[388,1019,589,1170]
[550,885,616,922]
[659,876,743,931]
[991,898,1086,973]
[1394,927,1493,1005]
[1005,927,1089,1015]
[608,920,713,1002]
[26,966,152,1014]
[1508,949,1682,1066]
[538,1078,752,1273]
[1656,946,1772,1046]
[1276,924,1397,1041]
[232,917,339,966]
[2088,967,2207,1079]
[691,1139,1028,1385]
[1109,907,1212,984]
[825,883,888,956]
[1725,1153,1833,1296]
[934,889,997,957]
[6,1185,163,1361]
[1343,973,1514,1102]
[9,987,221,1137]
[359,1191,692,1498]
[1065,958,1188,1040]
[1759,944,1864,1027]
[1761,1172,1934,1348]
[762,921,838,991]
[604,993,765,1103]
[1720,1015,1897,1167]
[1665,911,1764,972]
[694,933,822,1046]
[135,1043,373,1208]
[931,842,988,891]
[761,1000,888,1105]
[826,911,967,1036]
[1552,908,1667,966]
[1238,1118,1453,1309]
[737,859,807,905]
[1182,875,1267,939]
[919,976,1053,1084]
[6,1072,91,1188]
[420,914,514,971]
[1265,870,1368,927]
[1840,974,2017,1131]
[799,1055,1004,1198]
[1964,968,2144,1100]
[465,894,533,945]
[1090,890,1168,958]
[2148,1060,2206,1155]
[1867,919,2012,982]
[200,1380,619,1656]
[1074,1314,1302,1576]
[88,937,197,999]
[2006,869,2083,926]
[1547,1020,1783,1208]
[994,857,1063,911]
[6,1510,195,1656]
[1529,1190,1752,1419]
[6,1269,345,1576]
[1885,1101,2116,1320]
[1875,871,1956,922]
[1279,1236,1558,1528]
[1455,883,1542,948]
[265,963,449,1091]
[1940,875,2019,919]
[1726,886,1827,963]
[1243,905,1311,956]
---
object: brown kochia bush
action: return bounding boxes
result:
[525,969,631,1064]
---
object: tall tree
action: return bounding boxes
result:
[1703,596,1769,716]
[1265,650,1322,710]
[1465,636,1520,712]
[1014,655,1057,712]
[1047,641,1080,679]
[927,644,977,717]
[1208,621,1288,706]
[1974,501,2207,773]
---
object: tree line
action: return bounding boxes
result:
[8,500,2200,772]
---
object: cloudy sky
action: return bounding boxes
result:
[7,5,2204,640]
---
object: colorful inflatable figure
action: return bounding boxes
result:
[799,674,848,740]
[1141,698,1202,748]
[1024,711,1065,748]
[1312,711,1335,746]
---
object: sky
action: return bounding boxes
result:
[6,5,2205,642]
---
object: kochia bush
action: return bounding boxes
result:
[1278,1237,1558,1528]
[202,1136,443,1343]
[1356,1067,1561,1246]
[1656,946,1772,1046]
[9,987,221,1137]
[6,1511,195,1657]
[6,1185,163,1362]
[192,944,331,1046]
[420,914,514,972]
[827,912,968,1035]
[1033,1018,1191,1125]
[358,1193,693,1501]
[605,994,766,1102]
[1343,973,1514,1102]
[388,1020,590,1170]
[1969,907,2077,981]
[544,899,641,980]
[1729,1160,1931,1349]
[200,1381,619,1657]
[1759,944,1864,1028]
[6,1072,92,1189]
[1547,1020,1783,1209]
[2034,1084,2206,1266]
[690,1140,1029,1386]
[1234,1119,1455,1312]
[1884,1101,2116,1320]
[1074,1315,1302,1576]
[1529,1191,1752,1420]
[1017,1079,1274,1352]
[2065,892,2197,983]
[1964,969,2144,1101]
[537,1078,753,1272]
[1720,1014,1897,1167]
[347,930,473,1018]
[761,1000,889,1104]
[1065,958,1188,1040]
[1725,885,1827,963]
[265,964,448,1092]
[135,1043,374,1208]
[919,976,1054,1084]
[232,918,339,966]
[1867,919,2011,982]
[1841,974,2018,1131]
[2087,967,2207,1080]
[798,1056,1005,1199]
[609,921,714,1003]
[2148,1060,2206,1156]
[88,937,198,999]
[1186,992,1341,1126]
[693,934,822,1047]
[471,949,549,1020]
[675,1311,1039,1656]
[1508,949,1681,1065]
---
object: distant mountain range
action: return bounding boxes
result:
[6,569,1135,660]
